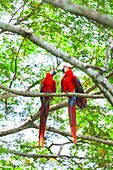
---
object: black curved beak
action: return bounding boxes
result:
[52,70,57,76]
[62,68,65,73]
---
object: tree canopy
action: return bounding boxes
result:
[0,0,113,169]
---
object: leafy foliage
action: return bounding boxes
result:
[0,0,113,169]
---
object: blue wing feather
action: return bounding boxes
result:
[68,96,76,107]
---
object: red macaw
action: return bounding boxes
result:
[61,66,87,143]
[39,69,56,148]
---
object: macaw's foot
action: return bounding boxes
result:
[45,90,50,93]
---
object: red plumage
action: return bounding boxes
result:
[68,97,76,143]
[39,70,56,148]
[61,66,87,143]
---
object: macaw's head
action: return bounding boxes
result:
[62,66,73,75]
[50,68,57,76]
[62,65,69,73]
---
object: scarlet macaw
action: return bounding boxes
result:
[39,69,56,148]
[61,66,87,143]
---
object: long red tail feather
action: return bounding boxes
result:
[39,101,50,148]
[68,97,76,143]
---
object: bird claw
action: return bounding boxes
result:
[46,90,50,93]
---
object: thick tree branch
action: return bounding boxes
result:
[105,38,113,69]
[0,22,106,73]
[1,106,113,147]
[85,70,113,93]
[0,93,16,100]
[43,0,113,29]
[0,22,112,105]
[44,126,113,146]
[0,71,112,100]
[0,101,67,137]
[0,84,104,99]
[1,98,113,147]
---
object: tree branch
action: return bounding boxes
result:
[0,93,16,100]
[0,84,104,99]
[43,0,113,29]
[1,109,113,147]
[45,126,113,146]
[0,21,112,105]
[0,71,112,100]
[0,101,67,137]
[85,70,113,93]
[3,147,87,159]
